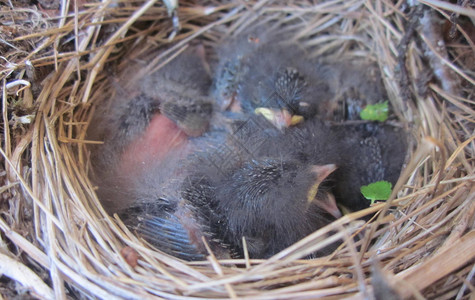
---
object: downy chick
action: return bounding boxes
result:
[89,45,214,212]
[88,46,233,259]
[213,28,388,125]
[215,158,339,258]
[181,115,341,258]
[283,119,407,212]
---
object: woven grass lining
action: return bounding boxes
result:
[1,0,474,298]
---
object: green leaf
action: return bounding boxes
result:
[361,181,392,205]
[360,101,389,122]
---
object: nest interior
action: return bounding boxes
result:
[1,0,474,299]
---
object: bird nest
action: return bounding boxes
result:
[1,0,474,299]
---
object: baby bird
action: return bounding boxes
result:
[213,29,388,126]
[89,45,215,212]
[179,115,342,258]
[331,122,408,211]
[215,158,339,258]
[282,119,408,212]
[88,45,238,259]
[213,33,334,128]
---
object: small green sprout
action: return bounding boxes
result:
[361,181,392,205]
[360,101,389,122]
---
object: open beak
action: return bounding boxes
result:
[307,164,341,219]
[254,107,303,129]
[316,192,342,219]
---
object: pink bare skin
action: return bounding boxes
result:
[118,113,189,177]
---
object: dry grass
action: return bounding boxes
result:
[1,0,474,299]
